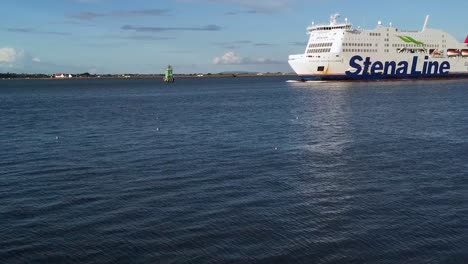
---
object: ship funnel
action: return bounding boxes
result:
[422,15,430,31]
[465,35,468,44]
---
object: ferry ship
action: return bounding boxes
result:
[288,14,468,80]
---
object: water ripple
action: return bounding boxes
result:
[1,78,467,263]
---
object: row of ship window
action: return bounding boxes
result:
[312,42,442,49]
[342,49,378,53]
[343,43,374,47]
[310,48,441,54]
[308,43,333,48]
[307,48,331,53]
[392,44,440,48]
[369,33,382,36]
[310,26,351,31]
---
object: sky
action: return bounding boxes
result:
[1,0,467,74]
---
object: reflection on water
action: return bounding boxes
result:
[284,79,468,264]
[288,81,355,156]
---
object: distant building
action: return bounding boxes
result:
[54,73,73,78]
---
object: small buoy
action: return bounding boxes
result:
[156,128,160,131]
[274,147,278,150]
[164,65,175,83]
[55,136,59,140]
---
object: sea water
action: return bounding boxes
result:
[1,77,467,263]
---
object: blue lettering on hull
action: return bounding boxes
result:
[298,73,468,81]
[345,55,451,77]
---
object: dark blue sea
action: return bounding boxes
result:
[1,77,467,264]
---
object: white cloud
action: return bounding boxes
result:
[0,48,26,64]
[0,47,93,74]
[0,47,41,67]
[213,51,283,65]
[0,47,44,69]
[213,51,242,64]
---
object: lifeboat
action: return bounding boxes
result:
[447,49,461,57]
[431,50,442,56]
[462,49,468,57]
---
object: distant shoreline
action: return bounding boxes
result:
[0,73,296,80]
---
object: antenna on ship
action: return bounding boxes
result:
[422,15,430,32]
[330,13,340,25]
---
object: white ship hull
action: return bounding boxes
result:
[289,14,468,80]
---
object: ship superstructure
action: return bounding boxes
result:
[288,14,468,80]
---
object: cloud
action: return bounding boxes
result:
[213,51,243,64]
[254,43,277,46]
[115,9,169,16]
[213,51,283,65]
[290,41,307,46]
[225,10,258,15]
[202,0,295,13]
[122,24,222,32]
[214,41,276,49]
[117,35,176,41]
[0,47,92,74]
[0,47,43,70]
[70,12,102,20]
[70,9,170,21]
[216,40,252,45]
[214,40,251,49]
[0,48,24,64]
[7,27,71,36]
[176,0,295,13]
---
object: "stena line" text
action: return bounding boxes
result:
[345,56,451,76]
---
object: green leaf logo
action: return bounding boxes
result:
[398,36,425,45]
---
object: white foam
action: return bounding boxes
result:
[286,80,327,83]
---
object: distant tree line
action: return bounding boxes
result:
[0,73,50,79]
[0,72,99,79]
